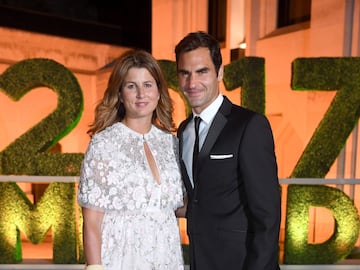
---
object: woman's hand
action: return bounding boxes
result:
[175,195,188,218]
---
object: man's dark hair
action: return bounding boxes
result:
[175,31,222,75]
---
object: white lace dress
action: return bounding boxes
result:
[78,122,184,270]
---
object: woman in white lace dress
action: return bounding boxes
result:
[78,50,186,270]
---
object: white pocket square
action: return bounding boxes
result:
[210,154,233,159]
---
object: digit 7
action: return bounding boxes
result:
[290,57,360,178]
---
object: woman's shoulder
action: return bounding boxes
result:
[150,126,178,149]
[93,122,122,139]
[152,125,177,139]
[89,122,124,148]
[85,123,125,157]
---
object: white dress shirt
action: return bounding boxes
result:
[182,94,224,186]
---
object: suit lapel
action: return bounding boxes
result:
[178,115,194,192]
[178,97,233,192]
[197,97,233,174]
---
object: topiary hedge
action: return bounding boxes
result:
[291,58,360,178]
[0,58,84,263]
[285,57,360,264]
[0,57,359,264]
[0,58,84,175]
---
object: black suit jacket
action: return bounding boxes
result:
[177,97,281,270]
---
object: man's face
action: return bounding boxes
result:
[177,47,223,114]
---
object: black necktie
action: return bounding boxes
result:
[192,116,201,182]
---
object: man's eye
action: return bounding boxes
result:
[179,71,189,77]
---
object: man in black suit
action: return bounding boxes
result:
[175,31,281,270]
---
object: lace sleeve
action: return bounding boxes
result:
[77,136,111,211]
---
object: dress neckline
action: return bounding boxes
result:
[118,122,154,141]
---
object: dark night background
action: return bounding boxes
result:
[0,0,152,52]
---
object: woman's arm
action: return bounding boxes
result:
[82,207,104,266]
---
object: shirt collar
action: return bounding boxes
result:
[193,94,223,125]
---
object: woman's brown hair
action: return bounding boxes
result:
[87,49,176,136]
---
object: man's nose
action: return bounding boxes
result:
[188,74,197,88]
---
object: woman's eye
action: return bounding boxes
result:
[126,84,135,89]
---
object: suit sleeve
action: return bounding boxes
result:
[239,114,281,270]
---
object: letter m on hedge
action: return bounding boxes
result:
[0,182,78,263]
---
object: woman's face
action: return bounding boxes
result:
[120,67,160,121]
